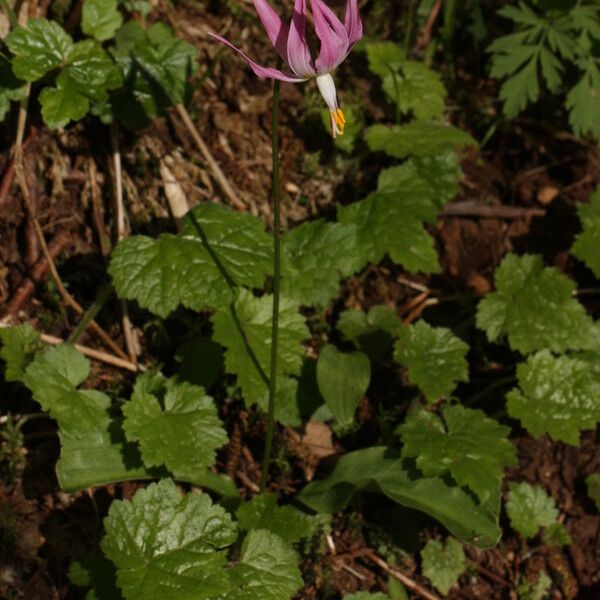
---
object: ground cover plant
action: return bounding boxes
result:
[0,0,600,598]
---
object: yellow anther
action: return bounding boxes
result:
[334,108,346,127]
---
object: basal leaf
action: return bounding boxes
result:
[506,482,558,538]
[281,220,360,307]
[365,122,475,159]
[39,73,90,129]
[6,18,73,81]
[298,447,501,548]
[572,188,600,277]
[0,323,42,382]
[226,530,303,600]
[122,373,228,481]
[82,0,123,41]
[235,494,313,544]
[109,203,272,317]
[101,479,237,600]
[398,405,517,503]
[507,350,600,445]
[421,538,466,595]
[316,345,371,428]
[212,290,308,411]
[476,254,595,354]
[394,321,469,402]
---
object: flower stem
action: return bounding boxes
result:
[260,60,283,492]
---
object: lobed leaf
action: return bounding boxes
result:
[506,482,558,538]
[421,538,466,595]
[82,0,123,41]
[0,323,42,382]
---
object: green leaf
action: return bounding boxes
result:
[212,290,308,411]
[0,323,42,382]
[507,350,600,445]
[586,473,600,510]
[337,305,403,361]
[421,538,466,595]
[398,405,517,503]
[517,571,552,600]
[0,55,25,122]
[281,220,360,307]
[101,479,238,600]
[506,482,558,538]
[476,254,595,354]
[69,553,122,600]
[122,373,228,481]
[568,61,600,136]
[235,494,313,544]
[394,321,469,402]
[6,18,73,81]
[39,73,90,129]
[109,203,272,317]
[226,530,303,600]
[316,345,371,428]
[542,522,571,548]
[365,122,475,159]
[365,41,405,79]
[82,0,123,41]
[572,188,600,277]
[392,61,447,120]
[298,447,501,548]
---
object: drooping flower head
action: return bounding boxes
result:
[210,0,363,137]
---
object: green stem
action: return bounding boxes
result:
[260,60,283,493]
[67,283,113,345]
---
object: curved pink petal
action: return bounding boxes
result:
[252,0,290,63]
[344,0,363,49]
[310,0,349,73]
[287,0,316,77]
[209,33,307,82]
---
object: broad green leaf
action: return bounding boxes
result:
[23,345,111,436]
[281,220,360,307]
[101,479,238,600]
[506,482,558,538]
[316,345,371,428]
[542,522,571,548]
[0,55,25,122]
[6,18,73,81]
[39,73,90,129]
[109,203,272,317]
[365,122,475,159]
[392,61,447,120]
[226,530,303,600]
[572,188,600,277]
[298,447,501,548]
[586,473,600,510]
[476,254,595,354]
[235,494,313,544]
[0,323,42,382]
[394,321,469,402]
[122,373,227,481]
[82,0,123,41]
[507,350,600,445]
[337,304,403,361]
[421,538,466,595]
[365,41,405,79]
[212,290,308,411]
[398,405,517,503]
[69,553,122,600]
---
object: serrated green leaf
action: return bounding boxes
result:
[542,522,571,548]
[398,405,516,503]
[391,61,447,120]
[365,41,405,79]
[507,350,600,445]
[298,447,501,548]
[517,571,552,600]
[281,220,360,307]
[39,73,89,128]
[122,373,227,481]
[82,0,123,41]
[394,321,469,402]
[0,323,42,382]
[585,473,600,510]
[572,188,600,277]
[109,203,272,317]
[316,345,371,428]
[101,479,238,600]
[421,538,466,595]
[476,254,595,354]
[568,60,600,140]
[6,18,73,81]
[67,40,122,99]
[365,122,475,159]
[338,305,403,361]
[212,290,308,411]
[235,494,312,544]
[226,530,303,600]
[506,482,558,538]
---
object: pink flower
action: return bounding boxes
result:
[210,0,363,137]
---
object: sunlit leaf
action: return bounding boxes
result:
[421,538,466,595]
[506,482,558,538]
